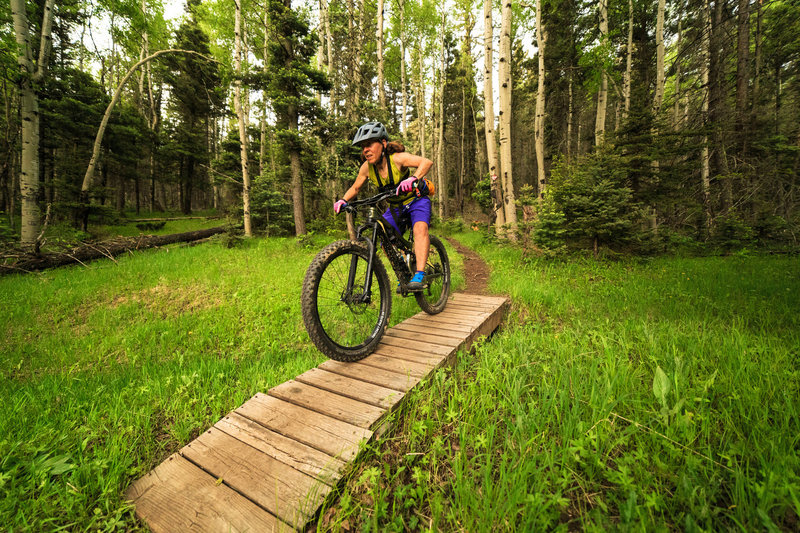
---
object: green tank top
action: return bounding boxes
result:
[368,154,414,205]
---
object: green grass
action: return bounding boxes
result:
[0,230,461,530]
[320,232,800,531]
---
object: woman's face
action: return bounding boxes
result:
[360,140,384,164]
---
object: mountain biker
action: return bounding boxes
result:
[334,121,434,291]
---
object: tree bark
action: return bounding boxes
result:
[735,0,750,156]
[376,0,386,110]
[653,0,665,116]
[595,0,608,146]
[399,0,407,132]
[498,0,517,234]
[701,0,712,232]
[289,107,306,235]
[535,0,546,201]
[234,0,252,236]
[483,0,505,229]
[437,5,446,220]
[11,0,54,248]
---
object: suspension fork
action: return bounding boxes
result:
[344,222,380,303]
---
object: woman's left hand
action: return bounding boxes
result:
[396,177,417,195]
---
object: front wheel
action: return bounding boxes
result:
[302,240,392,361]
[415,235,451,314]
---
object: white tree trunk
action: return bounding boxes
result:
[234,0,252,236]
[498,0,517,234]
[376,0,386,109]
[595,0,608,146]
[400,0,407,132]
[673,17,682,130]
[701,0,712,228]
[483,0,504,228]
[653,0,665,116]
[11,0,54,247]
[417,50,426,158]
[535,0,546,201]
[623,0,633,120]
[437,5,446,220]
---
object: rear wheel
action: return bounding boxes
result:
[301,240,391,361]
[415,235,450,314]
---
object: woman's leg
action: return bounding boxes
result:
[413,221,430,271]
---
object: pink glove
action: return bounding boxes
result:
[333,199,347,214]
[396,177,417,195]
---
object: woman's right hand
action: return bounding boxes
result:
[334,199,348,214]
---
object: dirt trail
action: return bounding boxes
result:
[445,237,491,295]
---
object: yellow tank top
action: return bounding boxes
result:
[368,154,414,205]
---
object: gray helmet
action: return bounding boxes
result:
[352,122,388,146]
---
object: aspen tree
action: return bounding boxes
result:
[234,0,252,236]
[498,0,517,233]
[11,0,54,247]
[535,0,546,201]
[483,0,505,229]
[377,0,386,109]
[595,0,608,146]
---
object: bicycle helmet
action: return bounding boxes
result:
[352,121,388,146]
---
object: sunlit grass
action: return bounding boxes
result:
[321,232,800,531]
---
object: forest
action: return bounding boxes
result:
[3,0,798,255]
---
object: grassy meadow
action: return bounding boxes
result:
[0,231,462,530]
[1,226,798,530]
[323,233,800,531]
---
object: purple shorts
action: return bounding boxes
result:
[382,197,431,235]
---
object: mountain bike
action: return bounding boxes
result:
[301,189,451,362]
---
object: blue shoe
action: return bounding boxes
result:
[407,271,425,291]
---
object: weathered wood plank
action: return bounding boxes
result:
[413,312,484,327]
[378,334,454,355]
[403,316,476,333]
[318,360,421,392]
[383,328,464,347]
[372,343,448,366]
[356,352,435,376]
[391,320,467,340]
[237,394,371,462]
[450,293,508,306]
[215,412,346,484]
[438,307,491,319]
[269,381,386,429]
[181,428,330,529]
[295,368,405,410]
[125,454,292,533]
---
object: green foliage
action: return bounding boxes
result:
[549,149,643,254]
[531,198,568,256]
[471,177,494,216]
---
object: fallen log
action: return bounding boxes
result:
[1,226,227,275]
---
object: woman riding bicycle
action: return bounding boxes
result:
[334,121,434,291]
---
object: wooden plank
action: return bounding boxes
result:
[383,327,464,347]
[445,300,498,311]
[125,454,291,533]
[372,343,448,366]
[450,293,508,306]
[236,394,371,462]
[181,428,330,529]
[438,307,491,319]
[413,312,483,327]
[318,360,421,392]
[402,316,476,333]
[378,334,454,355]
[269,380,386,429]
[295,368,404,410]
[215,412,346,484]
[392,320,467,340]
[356,352,435,376]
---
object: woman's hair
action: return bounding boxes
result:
[386,141,405,154]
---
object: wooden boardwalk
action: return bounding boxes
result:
[125,293,509,532]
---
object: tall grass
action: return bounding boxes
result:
[322,233,800,531]
[0,232,461,530]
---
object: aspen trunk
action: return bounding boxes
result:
[701,0,712,231]
[483,0,504,229]
[623,0,632,121]
[437,6,446,220]
[595,0,608,146]
[498,0,517,234]
[399,0,407,132]
[535,0,546,201]
[673,17,682,130]
[735,0,750,155]
[11,0,54,247]
[234,0,252,236]
[376,0,386,109]
[653,0,665,116]
[417,50,426,158]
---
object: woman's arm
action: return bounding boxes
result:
[393,152,433,179]
[341,163,370,202]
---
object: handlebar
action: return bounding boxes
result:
[341,189,397,214]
